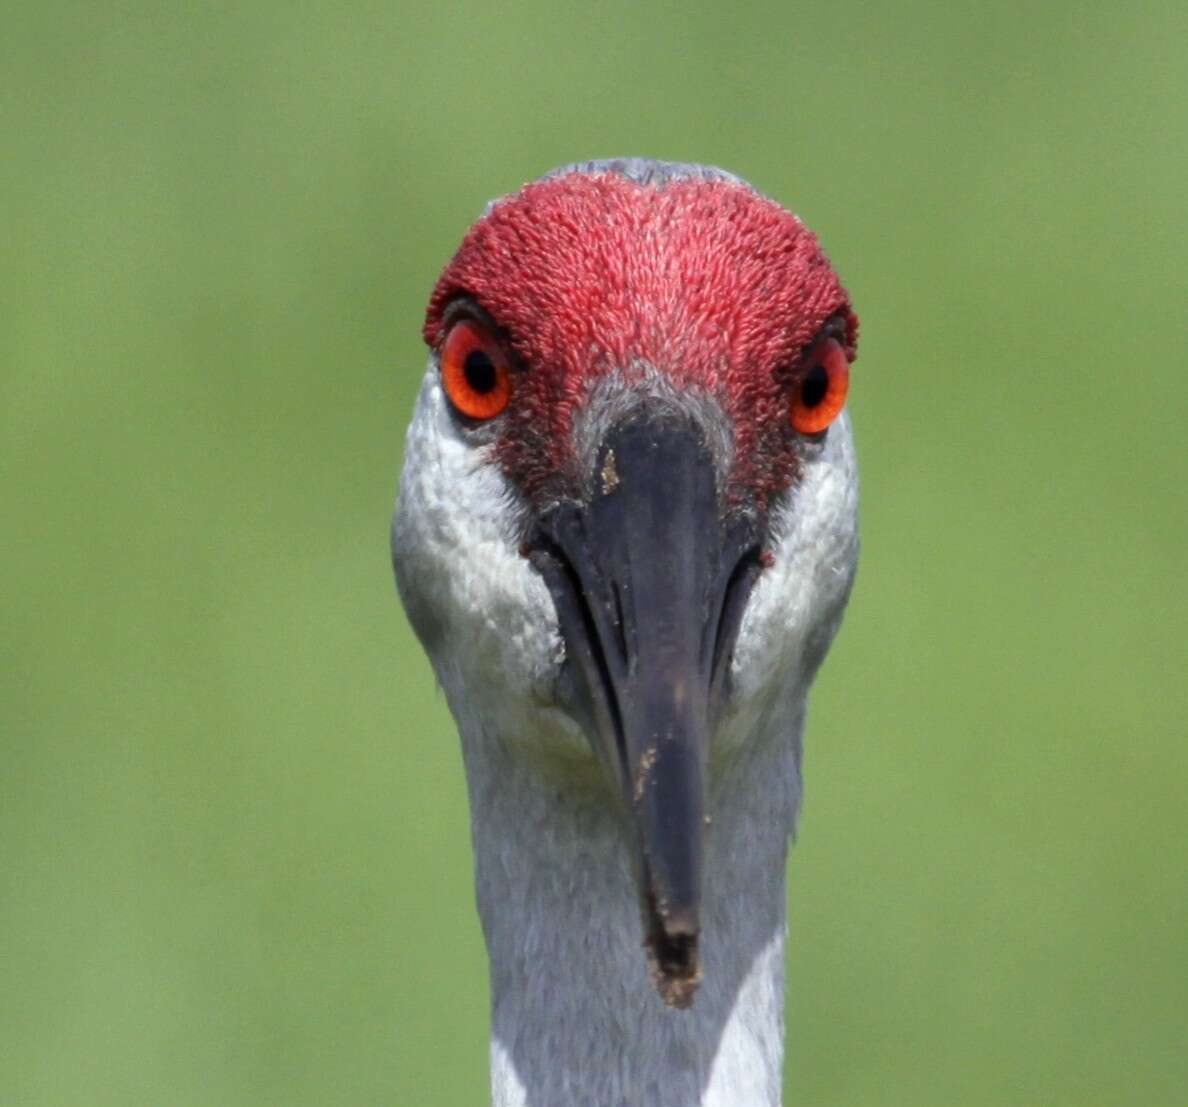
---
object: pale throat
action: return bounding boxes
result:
[448,691,807,1107]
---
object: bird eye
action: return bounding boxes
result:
[440,318,513,421]
[790,336,850,434]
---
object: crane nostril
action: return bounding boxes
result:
[706,543,764,711]
[609,578,629,666]
[526,531,628,772]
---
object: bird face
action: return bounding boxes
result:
[393,160,859,1008]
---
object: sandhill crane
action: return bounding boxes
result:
[392,158,859,1107]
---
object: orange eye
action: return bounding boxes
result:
[440,319,513,421]
[790,336,850,434]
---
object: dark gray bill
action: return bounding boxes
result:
[527,413,764,1008]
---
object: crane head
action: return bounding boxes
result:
[393,159,860,1009]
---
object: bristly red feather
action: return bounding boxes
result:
[424,171,858,508]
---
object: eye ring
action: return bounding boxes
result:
[790,336,849,435]
[440,318,513,421]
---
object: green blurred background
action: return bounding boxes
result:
[3,1,1185,1103]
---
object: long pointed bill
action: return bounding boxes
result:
[528,414,763,1008]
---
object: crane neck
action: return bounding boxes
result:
[454,697,805,1107]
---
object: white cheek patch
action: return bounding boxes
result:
[392,365,565,729]
[729,411,859,713]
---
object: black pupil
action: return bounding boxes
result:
[464,349,497,394]
[801,363,829,408]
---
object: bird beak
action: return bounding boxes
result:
[528,413,763,1008]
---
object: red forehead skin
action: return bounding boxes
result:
[424,172,858,508]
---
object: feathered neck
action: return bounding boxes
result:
[449,692,806,1107]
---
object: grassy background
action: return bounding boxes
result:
[3,1,1185,1103]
